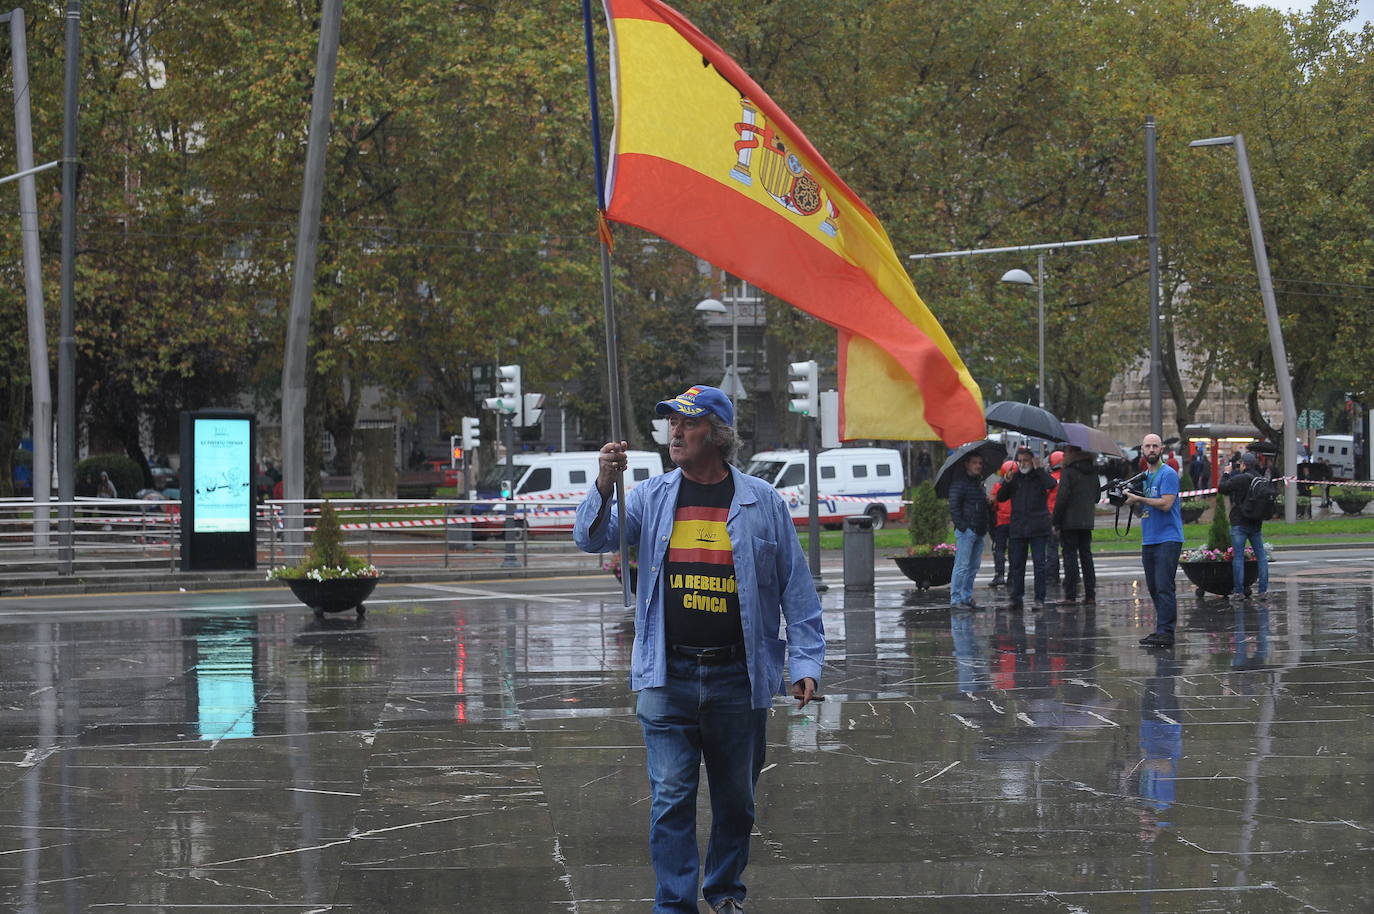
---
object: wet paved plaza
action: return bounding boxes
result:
[2,552,1373,912]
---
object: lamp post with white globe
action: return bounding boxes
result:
[694,296,746,402]
[999,254,1046,410]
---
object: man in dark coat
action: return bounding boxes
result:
[1218,451,1270,600]
[1052,445,1100,604]
[947,453,990,610]
[996,447,1057,611]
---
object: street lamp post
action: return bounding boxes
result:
[999,252,1046,409]
[1189,133,1299,524]
[695,296,744,402]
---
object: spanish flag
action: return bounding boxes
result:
[601,0,984,446]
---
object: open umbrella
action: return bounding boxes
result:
[933,439,1008,498]
[1247,440,1279,455]
[1060,422,1127,459]
[984,401,1067,442]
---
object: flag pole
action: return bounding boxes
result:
[581,0,631,609]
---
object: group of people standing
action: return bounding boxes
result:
[948,431,1271,651]
[948,443,1099,613]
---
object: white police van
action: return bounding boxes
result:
[1314,434,1355,478]
[475,450,664,534]
[745,447,905,529]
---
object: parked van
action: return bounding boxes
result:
[475,450,665,534]
[745,447,905,529]
[1314,434,1355,478]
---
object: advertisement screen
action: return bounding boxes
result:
[192,418,253,533]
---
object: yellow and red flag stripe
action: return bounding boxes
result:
[601,0,984,445]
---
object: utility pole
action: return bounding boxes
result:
[281,0,343,557]
[1146,115,1163,436]
[56,0,80,572]
[5,8,54,550]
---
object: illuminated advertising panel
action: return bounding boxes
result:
[180,410,257,571]
[192,417,253,533]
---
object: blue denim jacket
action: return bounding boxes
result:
[574,466,825,709]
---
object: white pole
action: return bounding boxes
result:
[1036,252,1045,410]
[8,10,52,548]
[1232,134,1299,525]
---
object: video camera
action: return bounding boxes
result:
[1106,472,1147,507]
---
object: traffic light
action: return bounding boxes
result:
[461,416,481,450]
[788,360,819,417]
[450,437,462,464]
[521,392,545,427]
[483,364,521,415]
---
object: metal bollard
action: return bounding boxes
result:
[842,514,874,591]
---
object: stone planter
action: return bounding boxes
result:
[892,554,956,591]
[1180,505,1206,524]
[284,576,379,619]
[1180,559,1257,598]
[1335,497,1370,516]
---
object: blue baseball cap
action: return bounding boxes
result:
[655,384,735,426]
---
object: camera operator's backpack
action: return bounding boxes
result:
[1239,475,1276,522]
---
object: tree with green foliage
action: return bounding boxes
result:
[906,481,951,554]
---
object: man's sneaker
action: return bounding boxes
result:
[990,576,1006,588]
[1139,632,1175,648]
[713,899,745,914]
[951,601,973,611]
[1031,600,1045,611]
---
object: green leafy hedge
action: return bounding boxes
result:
[75,454,143,499]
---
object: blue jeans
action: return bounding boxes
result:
[1141,541,1182,635]
[1230,524,1268,595]
[637,652,768,913]
[1007,535,1049,605]
[951,528,985,605]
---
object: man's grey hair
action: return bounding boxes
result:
[707,414,739,462]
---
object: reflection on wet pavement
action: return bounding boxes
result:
[3,574,1373,911]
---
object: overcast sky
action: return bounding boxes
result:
[1235,0,1374,28]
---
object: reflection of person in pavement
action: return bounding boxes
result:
[1137,655,1183,836]
[949,611,988,695]
[1232,602,1270,671]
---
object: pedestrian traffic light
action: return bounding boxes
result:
[483,364,521,414]
[788,360,819,417]
[521,393,545,427]
[461,416,481,450]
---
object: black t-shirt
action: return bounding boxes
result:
[664,475,743,648]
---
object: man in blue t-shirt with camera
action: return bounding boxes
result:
[1125,433,1183,648]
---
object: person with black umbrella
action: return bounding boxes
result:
[1053,445,1099,605]
[947,452,991,610]
[996,447,1057,611]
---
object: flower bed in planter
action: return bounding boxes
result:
[892,551,956,590]
[1179,544,1261,597]
[1181,559,1258,597]
[284,576,379,618]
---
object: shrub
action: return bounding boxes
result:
[906,481,951,554]
[75,454,143,499]
[268,500,380,581]
[1330,485,1373,507]
[1206,493,1230,551]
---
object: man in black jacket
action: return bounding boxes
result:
[1052,446,1100,604]
[1218,452,1270,600]
[996,447,1057,611]
[948,453,990,610]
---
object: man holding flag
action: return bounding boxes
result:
[574,385,824,913]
